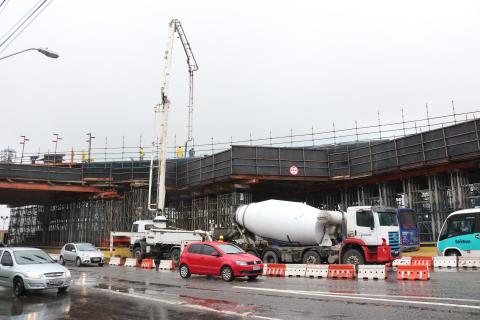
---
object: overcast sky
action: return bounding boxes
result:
[0,0,479,160]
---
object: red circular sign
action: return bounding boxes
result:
[289,165,299,176]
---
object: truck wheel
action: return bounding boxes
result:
[262,250,279,264]
[133,247,143,261]
[221,266,234,282]
[170,248,181,267]
[341,249,365,266]
[302,250,321,264]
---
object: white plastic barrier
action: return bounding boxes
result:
[109,257,122,266]
[124,258,137,267]
[262,264,268,275]
[285,264,307,277]
[392,257,411,267]
[458,257,480,268]
[305,264,329,278]
[358,265,387,280]
[158,260,174,271]
[433,256,457,268]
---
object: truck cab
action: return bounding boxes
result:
[341,206,401,264]
[131,220,155,233]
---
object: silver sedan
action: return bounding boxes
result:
[0,247,71,297]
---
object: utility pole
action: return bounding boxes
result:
[19,135,29,164]
[86,133,95,163]
[52,133,62,162]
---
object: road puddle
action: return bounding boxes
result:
[179,295,256,314]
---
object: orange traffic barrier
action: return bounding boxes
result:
[141,258,155,269]
[411,256,433,268]
[327,264,355,279]
[265,263,286,277]
[397,265,430,281]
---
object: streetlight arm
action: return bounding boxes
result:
[0,48,37,61]
[0,47,59,61]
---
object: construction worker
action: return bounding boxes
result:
[176,146,184,158]
[81,150,88,163]
[139,147,145,160]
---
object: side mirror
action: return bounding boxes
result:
[72,249,76,252]
[211,252,220,257]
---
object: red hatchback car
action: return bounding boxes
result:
[178,242,263,282]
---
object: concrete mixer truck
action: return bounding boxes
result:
[215,200,401,265]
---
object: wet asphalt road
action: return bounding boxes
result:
[0,265,479,320]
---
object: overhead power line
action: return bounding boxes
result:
[0,0,10,16]
[0,0,54,54]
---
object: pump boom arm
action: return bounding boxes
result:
[148,19,198,214]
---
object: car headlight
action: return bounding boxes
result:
[235,261,248,266]
[65,270,71,278]
[25,272,43,279]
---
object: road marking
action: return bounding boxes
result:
[234,286,480,310]
[321,291,480,303]
[96,287,283,320]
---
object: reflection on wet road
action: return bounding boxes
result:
[0,265,479,319]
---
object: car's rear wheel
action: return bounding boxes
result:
[59,256,65,265]
[58,287,68,294]
[75,257,82,267]
[248,275,258,281]
[13,278,25,297]
[179,264,191,279]
[221,266,234,282]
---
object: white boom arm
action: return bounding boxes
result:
[148,19,198,214]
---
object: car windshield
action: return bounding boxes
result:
[76,244,97,251]
[216,244,245,254]
[14,250,55,265]
[378,211,399,226]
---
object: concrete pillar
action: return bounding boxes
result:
[427,176,436,240]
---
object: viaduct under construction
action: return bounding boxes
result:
[2,113,480,247]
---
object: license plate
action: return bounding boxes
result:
[91,258,100,262]
[253,266,261,271]
[48,280,63,286]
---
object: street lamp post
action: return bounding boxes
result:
[52,133,62,162]
[19,135,29,164]
[86,133,95,163]
[0,47,59,61]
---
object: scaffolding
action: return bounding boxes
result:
[8,190,252,247]
[9,188,151,247]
